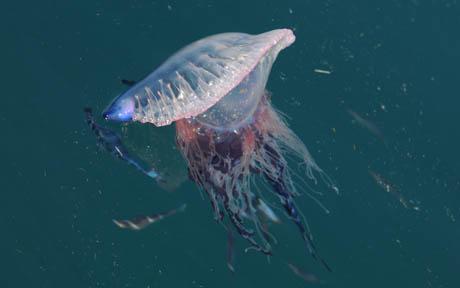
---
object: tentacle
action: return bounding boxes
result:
[262,140,332,271]
[222,193,271,255]
[255,217,278,246]
[84,107,163,182]
[221,193,253,237]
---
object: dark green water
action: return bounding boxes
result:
[2,1,459,287]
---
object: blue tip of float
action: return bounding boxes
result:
[102,95,134,122]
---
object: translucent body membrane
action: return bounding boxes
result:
[103,29,295,126]
[195,52,273,130]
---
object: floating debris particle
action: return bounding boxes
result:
[314,68,332,74]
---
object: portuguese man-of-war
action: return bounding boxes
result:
[84,107,162,182]
[100,29,338,271]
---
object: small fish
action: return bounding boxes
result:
[121,79,137,86]
[348,109,386,143]
[113,203,186,230]
[226,226,235,273]
[287,263,321,283]
[369,170,395,193]
[256,198,281,223]
[444,206,456,222]
[84,107,162,181]
[369,170,412,209]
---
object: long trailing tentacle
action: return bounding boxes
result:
[221,193,272,256]
[84,107,163,181]
[176,125,223,221]
[262,139,332,272]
